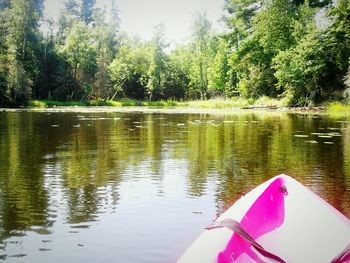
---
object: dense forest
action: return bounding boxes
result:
[0,0,349,107]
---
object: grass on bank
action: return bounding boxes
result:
[186,97,251,108]
[29,99,185,108]
[29,100,87,107]
[29,97,286,109]
[326,101,350,115]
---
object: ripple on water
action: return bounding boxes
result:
[38,248,52,252]
[294,134,309,138]
[69,224,91,229]
[0,111,349,263]
[29,227,52,235]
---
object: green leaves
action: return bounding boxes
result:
[58,21,97,98]
[0,0,43,105]
[54,0,119,100]
[188,12,214,99]
[207,38,230,96]
[0,0,349,106]
[253,0,296,53]
[221,0,350,104]
[108,39,150,99]
[146,24,168,100]
[273,33,325,91]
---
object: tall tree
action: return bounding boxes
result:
[164,46,191,100]
[108,37,150,99]
[189,12,213,99]
[147,24,168,100]
[59,0,96,34]
[208,37,230,96]
[327,0,350,88]
[111,0,120,31]
[79,0,96,25]
[2,0,44,105]
[223,0,261,46]
[254,0,297,54]
[93,17,118,99]
[0,1,10,105]
[58,21,97,99]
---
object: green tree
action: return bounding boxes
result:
[55,0,118,100]
[223,0,261,45]
[146,24,168,100]
[207,37,230,97]
[253,0,296,54]
[224,0,324,99]
[189,12,214,99]
[60,0,96,25]
[57,0,79,43]
[79,0,96,25]
[273,0,350,105]
[111,0,120,31]
[93,25,117,99]
[272,1,325,105]
[326,0,350,91]
[345,58,350,96]
[163,46,190,100]
[273,32,326,105]
[0,1,10,105]
[57,0,96,44]
[2,0,44,105]
[91,7,118,99]
[58,21,97,99]
[108,37,150,99]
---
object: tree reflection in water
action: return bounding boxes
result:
[0,111,349,262]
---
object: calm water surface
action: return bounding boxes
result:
[0,110,349,262]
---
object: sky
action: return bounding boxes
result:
[44,0,226,43]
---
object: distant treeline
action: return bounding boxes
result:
[0,0,349,107]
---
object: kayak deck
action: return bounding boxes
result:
[178,175,350,263]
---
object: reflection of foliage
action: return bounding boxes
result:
[183,113,349,216]
[1,0,350,106]
[0,111,350,239]
[0,113,50,239]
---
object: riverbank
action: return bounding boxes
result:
[1,98,348,116]
[28,97,280,108]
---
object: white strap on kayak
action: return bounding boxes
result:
[206,218,286,263]
[331,243,350,263]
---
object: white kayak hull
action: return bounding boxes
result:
[178,175,350,263]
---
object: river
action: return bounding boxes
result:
[0,109,349,262]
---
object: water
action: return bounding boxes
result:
[0,110,349,262]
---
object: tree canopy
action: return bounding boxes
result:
[0,0,349,106]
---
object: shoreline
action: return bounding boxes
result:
[0,105,329,115]
[0,98,343,116]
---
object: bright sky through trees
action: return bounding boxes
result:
[44,0,225,42]
[3,0,348,106]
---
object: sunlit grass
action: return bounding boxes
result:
[88,99,122,106]
[254,96,288,108]
[326,102,350,116]
[118,99,185,107]
[187,98,251,108]
[28,97,294,110]
[30,100,87,107]
[29,100,47,108]
[48,100,86,107]
[29,99,185,108]
[186,97,288,109]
